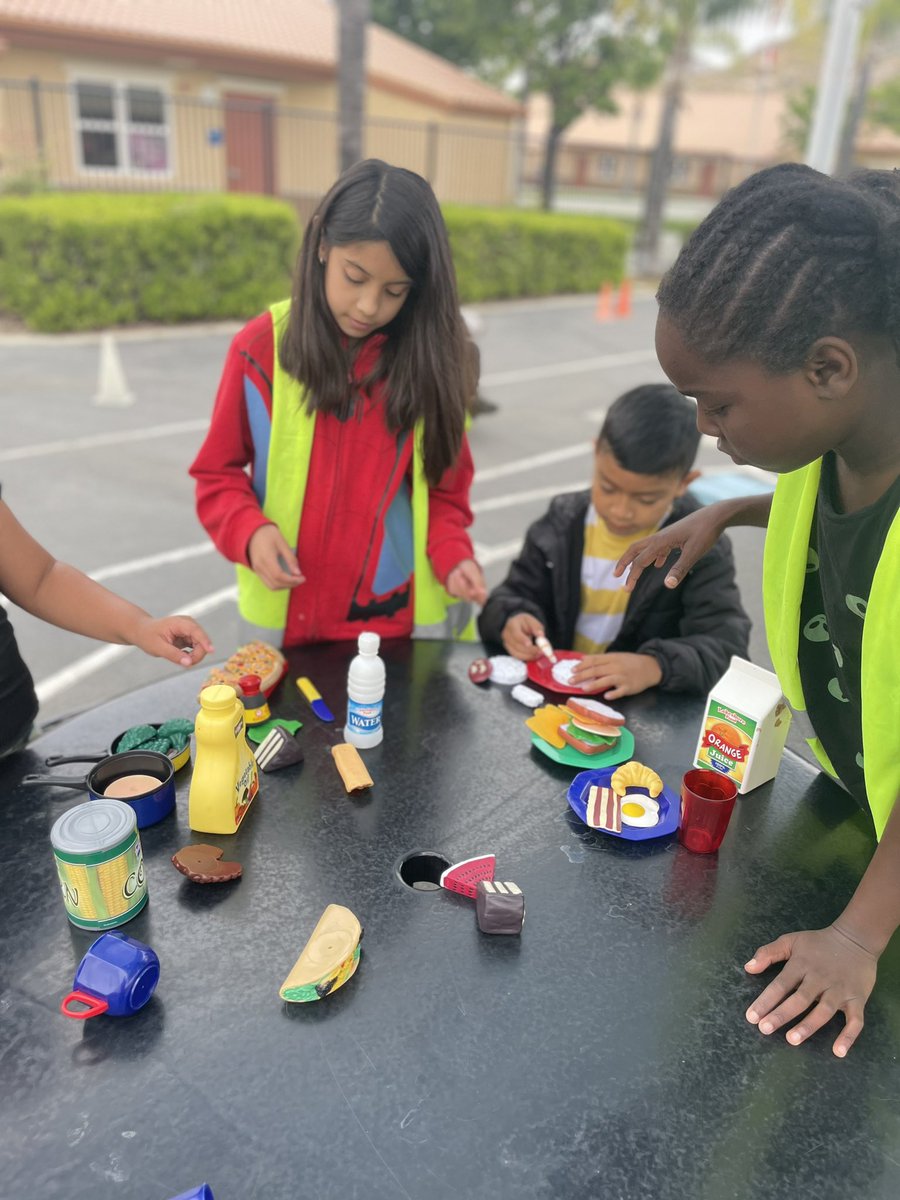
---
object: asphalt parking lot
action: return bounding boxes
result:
[1,291,777,735]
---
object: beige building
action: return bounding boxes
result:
[0,0,523,205]
[527,48,900,199]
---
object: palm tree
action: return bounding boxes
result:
[630,0,765,277]
[337,0,370,172]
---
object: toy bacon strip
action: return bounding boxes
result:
[585,785,621,833]
[525,703,569,749]
[279,904,362,1003]
[331,743,374,794]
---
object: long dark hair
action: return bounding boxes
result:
[280,159,473,485]
[657,163,900,371]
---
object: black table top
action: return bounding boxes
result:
[2,640,898,1200]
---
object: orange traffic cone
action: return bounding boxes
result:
[614,278,633,319]
[595,281,612,322]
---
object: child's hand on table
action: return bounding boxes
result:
[744,923,879,1057]
[133,615,214,668]
[248,525,305,590]
[570,652,662,699]
[501,613,545,661]
[446,558,487,606]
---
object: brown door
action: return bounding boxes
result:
[224,93,276,194]
[699,158,717,197]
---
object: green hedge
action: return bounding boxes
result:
[444,205,629,303]
[0,193,629,331]
[0,193,298,331]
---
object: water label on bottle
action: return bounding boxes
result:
[347,698,383,732]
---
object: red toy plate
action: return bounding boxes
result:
[440,854,496,899]
[526,651,590,695]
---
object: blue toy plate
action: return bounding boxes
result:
[531,726,635,770]
[567,765,679,841]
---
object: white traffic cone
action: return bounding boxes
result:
[93,333,135,407]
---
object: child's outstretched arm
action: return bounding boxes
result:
[744,797,900,1057]
[615,493,772,591]
[426,433,485,604]
[0,502,213,668]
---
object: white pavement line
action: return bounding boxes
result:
[480,348,659,389]
[0,419,210,464]
[473,482,582,514]
[474,442,592,484]
[90,541,215,583]
[34,583,237,703]
[474,538,524,566]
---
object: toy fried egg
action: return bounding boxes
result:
[620,796,660,828]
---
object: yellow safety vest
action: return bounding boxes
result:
[235,299,475,642]
[763,460,900,838]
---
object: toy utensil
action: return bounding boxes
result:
[535,635,558,664]
[296,676,335,722]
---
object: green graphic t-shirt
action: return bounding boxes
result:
[798,453,900,810]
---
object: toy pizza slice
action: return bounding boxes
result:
[585,785,622,833]
[525,704,569,749]
[279,904,363,1003]
[559,724,614,755]
[565,697,626,727]
[202,641,288,698]
[440,853,496,899]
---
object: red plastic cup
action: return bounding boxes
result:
[678,768,738,854]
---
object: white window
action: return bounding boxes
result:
[74,80,170,174]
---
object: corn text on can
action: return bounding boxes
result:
[50,800,148,930]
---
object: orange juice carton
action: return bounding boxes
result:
[694,657,791,794]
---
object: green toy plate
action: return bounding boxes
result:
[530,726,635,769]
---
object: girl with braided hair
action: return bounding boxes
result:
[617,162,900,1059]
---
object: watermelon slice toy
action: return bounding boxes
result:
[440,854,497,899]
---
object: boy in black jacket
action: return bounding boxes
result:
[478,384,751,698]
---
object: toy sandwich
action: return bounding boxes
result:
[527,696,625,753]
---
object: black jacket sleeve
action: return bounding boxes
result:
[477,521,554,654]
[636,533,751,695]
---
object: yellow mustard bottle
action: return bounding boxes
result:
[189,684,260,834]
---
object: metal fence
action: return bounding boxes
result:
[0,78,525,208]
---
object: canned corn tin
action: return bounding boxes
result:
[50,800,148,930]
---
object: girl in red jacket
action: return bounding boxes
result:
[191,159,485,648]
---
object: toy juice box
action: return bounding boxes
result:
[694,656,792,794]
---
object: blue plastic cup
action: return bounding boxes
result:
[61,930,160,1019]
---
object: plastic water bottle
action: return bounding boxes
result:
[344,632,385,749]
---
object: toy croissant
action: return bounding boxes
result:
[611,760,664,799]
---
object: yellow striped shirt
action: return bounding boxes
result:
[573,507,658,654]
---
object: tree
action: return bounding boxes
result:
[867,75,900,136]
[338,0,371,172]
[625,0,765,277]
[374,1,660,211]
[782,84,817,155]
[371,0,501,68]
[835,0,900,177]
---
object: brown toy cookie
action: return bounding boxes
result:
[172,844,243,884]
